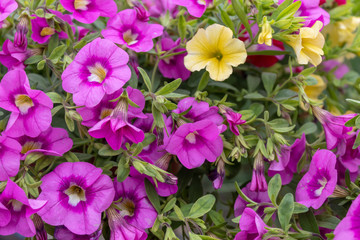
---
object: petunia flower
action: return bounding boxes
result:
[143,0,178,18]
[13,126,73,160]
[268,134,306,185]
[158,38,191,81]
[312,106,356,150]
[295,149,337,209]
[176,0,211,18]
[0,0,18,22]
[334,194,360,239]
[0,179,47,237]
[184,24,247,81]
[59,0,117,24]
[286,21,325,66]
[166,120,223,169]
[323,17,360,48]
[102,9,164,53]
[250,153,268,192]
[37,162,115,235]
[0,134,22,181]
[62,38,131,108]
[234,208,270,240]
[54,225,102,240]
[14,16,29,49]
[0,39,31,70]
[32,214,48,240]
[0,70,53,138]
[219,105,246,136]
[258,20,273,46]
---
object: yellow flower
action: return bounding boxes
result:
[258,21,272,46]
[323,17,360,47]
[286,21,325,66]
[184,24,247,81]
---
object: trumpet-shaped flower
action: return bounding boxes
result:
[143,0,178,18]
[286,21,325,66]
[258,21,272,46]
[0,134,22,181]
[62,38,131,108]
[37,162,115,235]
[234,208,270,240]
[176,0,211,18]
[0,70,53,137]
[295,149,337,209]
[54,225,102,240]
[0,0,18,22]
[184,24,247,81]
[0,179,47,237]
[102,9,164,53]
[59,0,117,24]
[0,39,30,70]
[334,194,360,239]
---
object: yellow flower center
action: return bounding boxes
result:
[74,0,90,10]
[117,198,136,217]
[15,94,34,114]
[185,132,197,144]
[88,62,108,83]
[100,108,113,119]
[40,27,55,37]
[123,29,139,46]
[65,184,86,207]
[21,141,42,154]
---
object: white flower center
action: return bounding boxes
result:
[9,199,23,212]
[314,177,328,197]
[21,141,42,154]
[88,62,108,83]
[185,132,197,144]
[197,0,206,5]
[64,184,86,207]
[123,29,139,46]
[74,0,90,10]
[15,94,34,114]
[117,198,135,217]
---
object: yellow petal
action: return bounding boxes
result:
[205,24,233,50]
[206,58,233,81]
[305,74,326,99]
[186,28,212,56]
[184,54,210,71]
[221,38,247,67]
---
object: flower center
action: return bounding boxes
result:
[123,29,139,46]
[197,0,207,5]
[40,27,55,37]
[100,108,113,119]
[117,198,135,217]
[15,94,34,114]
[185,132,197,144]
[214,51,223,61]
[88,62,108,83]
[74,0,90,10]
[64,184,86,207]
[8,199,23,212]
[21,141,42,154]
[314,177,328,197]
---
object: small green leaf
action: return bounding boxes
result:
[276,1,302,21]
[278,193,294,232]
[244,92,265,100]
[48,45,67,64]
[232,0,253,40]
[268,174,282,206]
[138,67,152,92]
[300,67,317,77]
[299,210,320,234]
[37,60,46,70]
[162,197,177,213]
[145,179,161,213]
[25,55,43,65]
[353,132,360,149]
[64,152,80,162]
[98,145,122,156]
[188,194,216,218]
[46,92,63,104]
[178,15,187,41]
[65,114,75,132]
[293,202,309,214]
[345,115,359,127]
[220,7,235,35]
[189,232,202,240]
[117,156,130,182]
[155,78,182,95]
[262,72,277,95]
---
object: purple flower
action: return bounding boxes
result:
[54,225,102,240]
[0,179,47,237]
[14,127,73,160]
[208,159,225,189]
[234,183,270,217]
[250,153,268,192]
[37,162,115,235]
[268,134,306,185]
[14,17,29,49]
[0,0,18,22]
[234,208,269,240]
[102,9,164,52]
[0,70,53,137]
[322,59,350,79]
[176,0,211,18]
[134,2,150,22]
[166,120,223,169]
[59,0,117,24]
[143,0,178,18]
[77,86,146,128]
[107,176,157,240]
[158,38,190,81]
[30,10,73,44]
[295,149,337,209]
[62,38,131,108]
[0,39,30,70]
[0,134,22,181]
[219,105,246,135]
[334,194,360,239]
[313,106,356,150]
[32,214,47,240]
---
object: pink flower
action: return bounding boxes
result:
[220,105,246,135]
[250,154,268,192]
[234,208,270,240]
[322,59,350,79]
[0,0,18,22]
[158,38,190,81]
[295,149,337,209]
[59,0,117,24]
[334,194,360,239]
[0,39,30,70]
[14,127,73,160]
[0,134,21,181]
[176,0,211,18]
[54,225,102,240]
[143,0,178,18]
[0,70,53,137]
[37,162,115,235]
[62,38,131,108]
[102,9,164,52]
[268,134,306,185]
[0,179,47,237]
[134,2,150,22]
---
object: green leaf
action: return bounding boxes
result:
[262,72,277,95]
[276,1,302,21]
[188,194,216,218]
[98,145,122,156]
[37,60,46,70]
[244,92,265,100]
[300,67,317,77]
[271,0,293,20]
[267,174,281,206]
[232,0,253,40]
[235,181,257,204]
[128,66,138,89]
[278,193,294,232]
[24,55,43,65]
[197,71,210,91]
[317,216,341,229]
[46,92,63,104]
[162,197,177,213]
[173,205,185,221]
[155,78,182,95]
[299,210,320,234]
[117,156,130,182]
[74,40,87,50]
[178,15,187,41]
[145,179,161,213]
[25,153,44,165]
[48,45,67,64]
[295,122,317,136]
[345,115,359,127]
[293,203,309,214]
[51,105,63,116]
[64,152,80,162]
[247,75,261,92]
[346,99,360,108]
[152,104,165,128]
[220,7,235,35]
[189,232,202,240]
[353,132,360,149]
[65,114,75,132]
[138,67,152,92]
